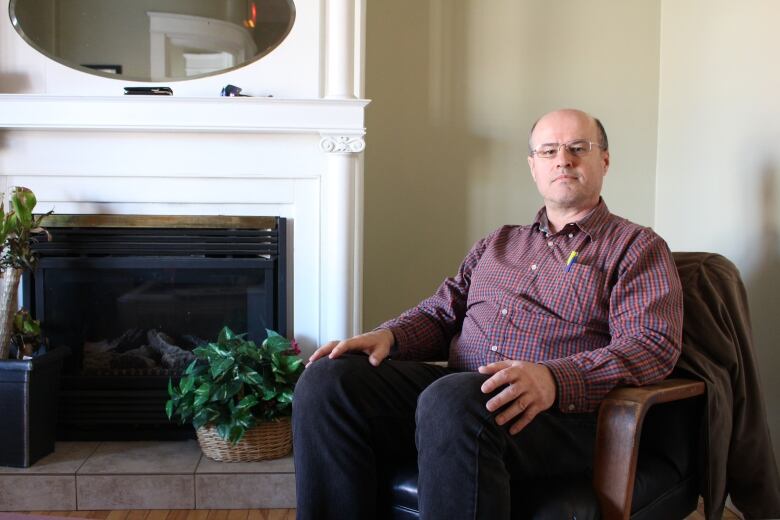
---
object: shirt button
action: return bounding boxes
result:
[501,308,508,316]
[530,264,538,271]
[568,404,575,411]
[490,345,498,352]
[568,233,573,238]
[547,241,553,247]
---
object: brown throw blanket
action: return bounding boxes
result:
[673,252,780,519]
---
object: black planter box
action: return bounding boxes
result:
[0,347,69,467]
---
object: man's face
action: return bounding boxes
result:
[526,110,610,213]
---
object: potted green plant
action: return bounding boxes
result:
[11,309,44,359]
[0,186,52,359]
[166,326,303,462]
[0,186,68,468]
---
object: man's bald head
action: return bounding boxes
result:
[527,109,608,155]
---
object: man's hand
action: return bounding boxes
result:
[478,361,557,434]
[307,329,395,367]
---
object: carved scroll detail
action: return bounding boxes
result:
[320,135,366,153]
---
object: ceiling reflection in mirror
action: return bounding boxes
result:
[9,0,295,81]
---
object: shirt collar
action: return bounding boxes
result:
[533,198,612,240]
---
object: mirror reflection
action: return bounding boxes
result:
[9,0,295,81]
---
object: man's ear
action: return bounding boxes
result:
[527,155,536,181]
[601,150,610,175]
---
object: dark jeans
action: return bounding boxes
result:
[292,354,597,520]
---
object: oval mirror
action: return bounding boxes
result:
[9,0,295,82]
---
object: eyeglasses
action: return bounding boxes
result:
[530,139,605,159]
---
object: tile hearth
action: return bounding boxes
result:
[0,442,295,511]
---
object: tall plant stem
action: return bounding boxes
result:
[0,268,23,359]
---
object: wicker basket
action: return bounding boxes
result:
[196,417,292,462]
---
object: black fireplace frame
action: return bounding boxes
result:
[21,215,287,440]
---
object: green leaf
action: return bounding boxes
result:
[10,187,36,228]
[238,368,263,387]
[262,386,277,401]
[218,326,236,343]
[22,321,38,334]
[192,408,213,430]
[279,356,303,375]
[174,402,192,422]
[277,390,293,404]
[234,411,255,431]
[263,335,291,354]
[183,359,198,374]
[216,422,232,441]
[209,356,235,379]
[195,343,230,363]
[236,394,259,411]
[240,345,263,363]
[194,383,212,407]
[180,375,195,394]
[213,379,242,401]
[228,425,246,445]
[165,400,174,420]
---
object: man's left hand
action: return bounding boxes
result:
[478,361,557,435]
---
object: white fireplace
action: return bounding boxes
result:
[0,0,369,354]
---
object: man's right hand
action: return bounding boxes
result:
[307,328,395,367]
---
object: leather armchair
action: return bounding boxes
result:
[385,377,705,520]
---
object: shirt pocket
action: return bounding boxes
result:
[529,262,609,327]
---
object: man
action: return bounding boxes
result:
[293,109,683,519]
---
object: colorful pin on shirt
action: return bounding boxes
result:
[565,251,578,272]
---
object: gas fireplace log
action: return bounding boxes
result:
[147,329,196,371]
[112,328,147,353]
[109,350,157,370]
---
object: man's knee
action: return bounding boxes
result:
[294,354,374,411]
[416,372,490,425]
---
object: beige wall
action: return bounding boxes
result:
[656,0,780,473]
[363,0,661,327]
[365,0,779,478]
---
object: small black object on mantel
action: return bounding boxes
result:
[221,84,249,97]
[123,86,173,96]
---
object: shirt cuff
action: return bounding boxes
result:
[541,358,587,413]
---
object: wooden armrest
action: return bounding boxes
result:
[593,378,706,520]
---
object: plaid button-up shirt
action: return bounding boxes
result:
[380,200,683,413]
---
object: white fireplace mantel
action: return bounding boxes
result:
[0,94,368,135]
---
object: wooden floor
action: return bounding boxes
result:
[15,498,742,520]
[16,512,295,520]
[686,498,741,519]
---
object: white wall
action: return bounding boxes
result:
[656,0,780,473]
[364,0,661,327]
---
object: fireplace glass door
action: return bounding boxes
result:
[35,257,276,375]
